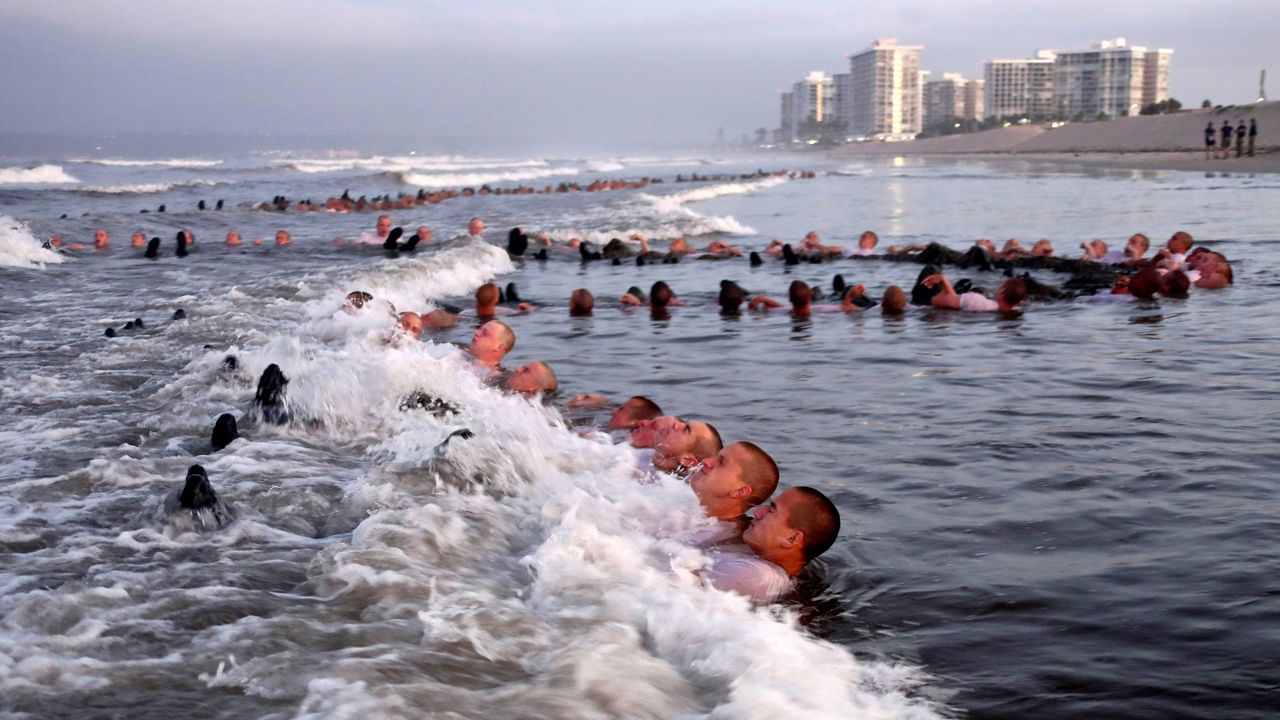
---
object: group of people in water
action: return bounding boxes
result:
[137,201,1234,606]
[253,169,816,214]
[176,281,840,605]
[368,291,839,603]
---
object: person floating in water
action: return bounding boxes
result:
[920,273,1027,312]
[504,361,558,396]
[687,441,780,546]
[467,320,516,371]
[702,486,841,604]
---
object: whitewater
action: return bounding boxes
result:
[0,154,942,719]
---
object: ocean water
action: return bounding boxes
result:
[0,151,1276,720]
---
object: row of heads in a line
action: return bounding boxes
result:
[47,228,294,254]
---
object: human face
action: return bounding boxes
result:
[468,218,485,236]
[608,398,648,430]
[653,418,714,463]
[376,216,392,238]
[1031,239,1053,257]
[130,232,146,248]
[629,415,679,448]
[275,231,291,246]
[1125,235,1148,259]
[469,321,509,359]
[397,312,423,337]
[507,363,545,394]
[93,229,109,248]
[743,489,801,554]
[416,227,432,243]
[858,232,876,250]
[689,445,749,506]
[226,231,242,246]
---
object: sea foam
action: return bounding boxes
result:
[0,164,79,185]
[0,214,65,269]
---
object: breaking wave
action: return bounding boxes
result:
[73,158,225,168]
[0,214,65,268]
[0,164,80,185]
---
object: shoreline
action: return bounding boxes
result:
[936,149,1280,174]
[817,100,1280,173]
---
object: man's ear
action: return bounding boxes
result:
[677,453,698,470]
[782,529,804,549]
[730,485,751,499]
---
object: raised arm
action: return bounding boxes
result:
[921,274,960,310]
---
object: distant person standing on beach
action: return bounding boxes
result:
[1219,121,1233,160]
[1204,122,1216,159]
[1248,118,1258,157]
[1236,119,1246,157]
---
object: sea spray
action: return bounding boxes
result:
[0,214,66,269]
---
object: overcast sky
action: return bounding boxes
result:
[2,0,1276,151]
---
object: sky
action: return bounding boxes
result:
[1,0,1276,152]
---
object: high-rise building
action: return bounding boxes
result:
[962,78,985,123]
[842,38,924,140]
[1053,38,1174,119]
[923,72,985,130]
[778,71,834,142]
[984,50,1057,121]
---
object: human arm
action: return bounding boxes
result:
[748,295,785,310]
[921,274,960,310]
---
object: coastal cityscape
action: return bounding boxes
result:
[777,36,1189,144]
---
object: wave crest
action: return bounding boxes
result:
[0,214,65,268]
[0,164,79,185]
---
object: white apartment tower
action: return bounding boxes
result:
[778,71,835,142]
[923,72,985,129]
[1052,38,1172,119]
[984,50,1057,121]
[843,38,924,139]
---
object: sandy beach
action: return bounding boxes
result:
[827,100,1280,173]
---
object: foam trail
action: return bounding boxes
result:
[399,167,579,188]
[74,158,224,168]
[281,156,550,174]
[0,164,79,185]
[660,176,790,204]
[75,179,220,194]
[0,214,65,268]
[584,160,625,173]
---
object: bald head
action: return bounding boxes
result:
[506,361,557,395]
[788,280,813,310]
[569,288,595,317]
[397,311,423,338]
[881,285,906,314]
[690,441,779,520]
[788,487,841,562]
[609,396,662,430]
[469,320,515,366]
[475,282,501,312]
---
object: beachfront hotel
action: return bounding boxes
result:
[1052,38,1173,119]
[922,72,985,131]
[983,50,1057,122]
[778,71,836,143]
[985,39,1173,122]
[776,39,924,143]
[842,38,924,140]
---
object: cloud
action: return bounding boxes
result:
[1,0,426,50]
